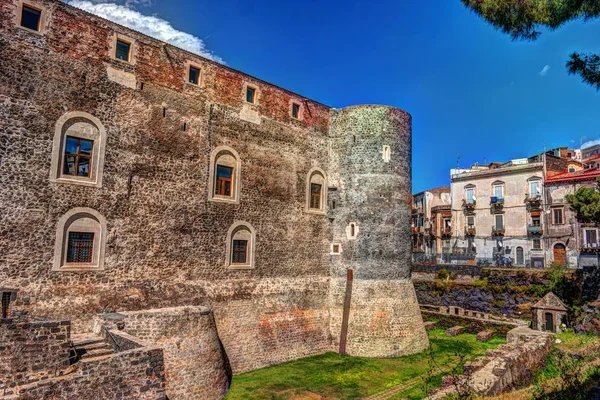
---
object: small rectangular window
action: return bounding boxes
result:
[21,5,41,31]
[115,39,131,61]
[467,216,475,227]
[246,87,256,103]
[63,136,93,177]
[292,103,300,118]
[331,244,340,254]
[215,165,233,197]
[532,215,541,226]
[533,239,541,250]
[493,185,503,198]
[189,66,200,85]
[586,230,598,246]
[310,183,322,209]
[1,292,11,319]
[232,240,248,264]
[495,214,504,230]
[466,188,475,202]
[553,208,563,224]
[67,232,94,263]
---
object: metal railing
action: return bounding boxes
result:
[104,326,121,353]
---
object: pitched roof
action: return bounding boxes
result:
[545,168,600,184]
[427,186,451,193]
[533,292,568,311]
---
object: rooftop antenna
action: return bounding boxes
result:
[543,141,546,153]
[456,153,461,169]
[483,157,487,165]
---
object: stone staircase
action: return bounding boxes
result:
[71,333,115,362]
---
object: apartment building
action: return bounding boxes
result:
[411,187,451,259]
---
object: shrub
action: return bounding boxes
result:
[437,269,450,280]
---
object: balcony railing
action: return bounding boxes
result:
[491,226,505,236]
[490,197,504,205]
[464,226,476,236]
[462,199,476,211]
[527,225,543,235]
[490,197,504,210]
[441,227,452,237]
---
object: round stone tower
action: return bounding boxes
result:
[328,105,428,357]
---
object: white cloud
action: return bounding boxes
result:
[539,65,550,76]
[581,139,600,149]
[66,1,224,63]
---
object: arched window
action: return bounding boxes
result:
[209,146,241,204]
[516,246,524,265]
[226,222,256,269]
[382,145,391,163]
[347,222,359,240]
[50,112,107,188]
[52,208,107,271]
[306,167,327,214]
[491,180,505,199]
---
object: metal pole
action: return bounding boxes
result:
[339,269,353,355]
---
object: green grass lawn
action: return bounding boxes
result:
[226,329,506,400]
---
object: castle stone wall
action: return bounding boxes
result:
[328,106,428,357]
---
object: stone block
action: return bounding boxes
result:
[424,321,437,330]
[476,330,494,342]
[446,326,464,336]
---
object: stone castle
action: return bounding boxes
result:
[0,0,427,397]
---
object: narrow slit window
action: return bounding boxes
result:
[21,5,41,31]
[292,103,300,118]
[246,87,256,103]
[189,66,200,85]
[1,292,11,319]
[115,39,131,62]
[63,136,93,177]
[215,165,233,197]
[350,224,355,237]
[232,240,248,264]
[310,183,322,209]
[66,232,94,263]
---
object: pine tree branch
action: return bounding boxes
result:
[567,52,600,91]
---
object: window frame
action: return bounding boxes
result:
[552,207,564,225]
[115,39,131,62]
[246,86,256,104]
[492,183,504,199]
[529,179,542,198]
[466,215,475,227]
[330,243,341,255]
[291,102,300,119]
[110,33,136,65]
[185,61,202,86]
[585,229,598,247]
[50,111,107,188]
[208,146,241,204]
[494,214,504,230]
[306,167,327,215]
[16,2,46,34]
[53,208,107,272]
[226,222,256,270]
[533,238,542,250]
[63,136,94,178]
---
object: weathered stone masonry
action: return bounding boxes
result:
[0,0,428,393]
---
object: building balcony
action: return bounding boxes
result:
[490,197,504,211]
[525,194,542,210]
[411,227,417,236]
[464,226,476,236]
[462,199,476,212]
[491,226,505,236]
[417,226,425,234]
[441,227,452,237]
[527,225,543,235]
[581,243,600,252]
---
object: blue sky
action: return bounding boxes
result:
[70,0,600,193]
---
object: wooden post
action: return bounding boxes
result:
[339,269,353,355]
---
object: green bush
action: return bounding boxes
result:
[437,269,450,280]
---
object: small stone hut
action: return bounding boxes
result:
[532,292,568,333]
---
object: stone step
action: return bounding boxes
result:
[72,336,105,347]
[75,342,112,352]
[80,348,114,359]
